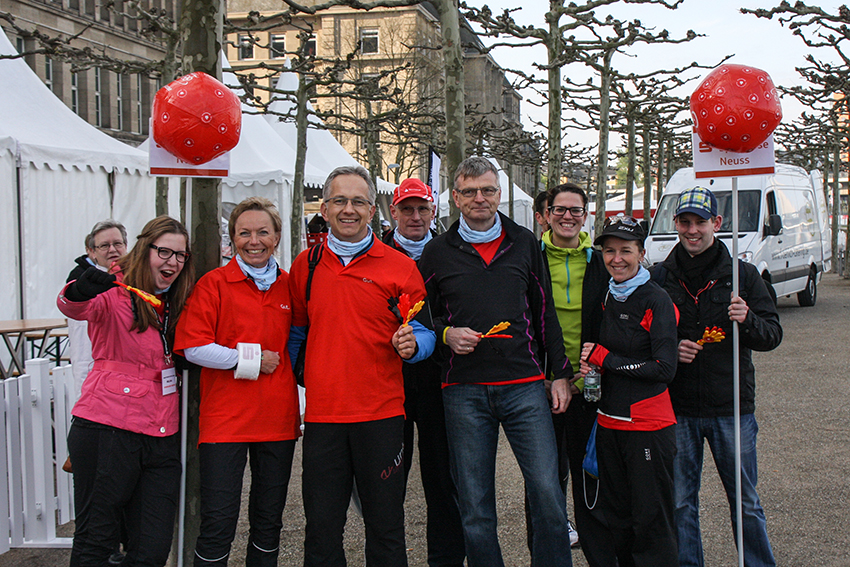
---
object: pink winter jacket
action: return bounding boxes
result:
[58,284,179,437]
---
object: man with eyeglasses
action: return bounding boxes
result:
[418,157,574,567]
[66,220,128,399]
[289,166,435,567]
[382,178,466,567]
[64,219,128,565]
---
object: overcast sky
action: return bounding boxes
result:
[468,0,844,148]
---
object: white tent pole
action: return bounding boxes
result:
[731,176,744,567]
[177,368,189,567]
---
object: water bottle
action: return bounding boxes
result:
[584,365,601,402]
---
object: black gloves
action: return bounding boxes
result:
[66,267,117,302]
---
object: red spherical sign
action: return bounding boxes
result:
[690,64,782,153]
[152,72,241,165]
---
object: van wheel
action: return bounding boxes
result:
[763,277,777,306]
[797,269,817,307]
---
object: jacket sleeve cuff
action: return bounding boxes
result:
[588,344,610,368]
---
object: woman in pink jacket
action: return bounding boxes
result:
[58,216,195,567]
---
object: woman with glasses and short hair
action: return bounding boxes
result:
[58,215,194,567]
[579,215,679,567]
[174,197,301,567]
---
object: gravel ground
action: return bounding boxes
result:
[3,273,848,567]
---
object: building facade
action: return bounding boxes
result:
[1,0,169,144]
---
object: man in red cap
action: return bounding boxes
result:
[383,178,466,567]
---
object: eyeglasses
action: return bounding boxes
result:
[94,241,127,252]
[548,206,586,217]
[326,196,373,209]
[603,215,639,229]
[396,205,433,217]
[455,186,499,198]
[150,243,190,263]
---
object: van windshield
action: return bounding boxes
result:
[650,190,761,235]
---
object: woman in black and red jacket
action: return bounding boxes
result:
[580,215,679,567]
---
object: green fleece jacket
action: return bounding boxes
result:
[542,230,594,388]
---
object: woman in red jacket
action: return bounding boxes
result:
[58,215,194,567]
[174,197,301,567]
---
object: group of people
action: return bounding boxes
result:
[58,157,781,567]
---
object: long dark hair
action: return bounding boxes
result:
[117,216,194,339]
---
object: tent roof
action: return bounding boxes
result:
[0,27,148,174]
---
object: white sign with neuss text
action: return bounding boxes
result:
[691,130,775,179]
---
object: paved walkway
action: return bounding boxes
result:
[2,274,848,566]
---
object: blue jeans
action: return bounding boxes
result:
[674,413,775,567]
[442,381,572,567]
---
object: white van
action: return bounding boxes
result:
[645,164,832,307]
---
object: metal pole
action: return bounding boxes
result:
[731,176,744,567]
[177,368,189,567]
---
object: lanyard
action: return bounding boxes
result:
[158,300,172,366]
[130,294,172,366]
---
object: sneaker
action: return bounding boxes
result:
[568,521,579,548]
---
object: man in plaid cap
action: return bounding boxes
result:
[651,186,782,567]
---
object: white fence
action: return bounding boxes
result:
[2,358,76,553]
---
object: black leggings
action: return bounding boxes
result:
[68,419,181,567]
[194,440,297,567]
[302,416,407,567]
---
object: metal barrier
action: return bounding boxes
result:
[2,358,76,553]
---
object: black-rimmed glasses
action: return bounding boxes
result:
[548,206,586,217]
[150,243,190,263]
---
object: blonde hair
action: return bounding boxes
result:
[228,197,282,243]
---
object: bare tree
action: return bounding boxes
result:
[743,2,850,276]
[461,0,685,192]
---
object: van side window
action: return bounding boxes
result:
[764,191,778,237]
[766,191,777,217]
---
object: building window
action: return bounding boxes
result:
[44,57,53,91]
[71,72,79,114]
[16,37,24,55]
[360,28,379,54]
[95,67,102,127]
[238,35,254,60]
[116,74,124,130]
[302,38,316,58]
[270,34,286,59]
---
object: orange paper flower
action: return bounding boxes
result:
[398,293,424,326]
[115,281,162,307]
[483,321,511,337]
[696,326,725,346]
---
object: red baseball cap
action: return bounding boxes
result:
[393,178,433,206]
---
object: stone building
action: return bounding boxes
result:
[1,0,169,144]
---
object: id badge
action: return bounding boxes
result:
[162,367,178,395]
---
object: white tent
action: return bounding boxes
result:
[0,28,157,320]
[438,160,534,231]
